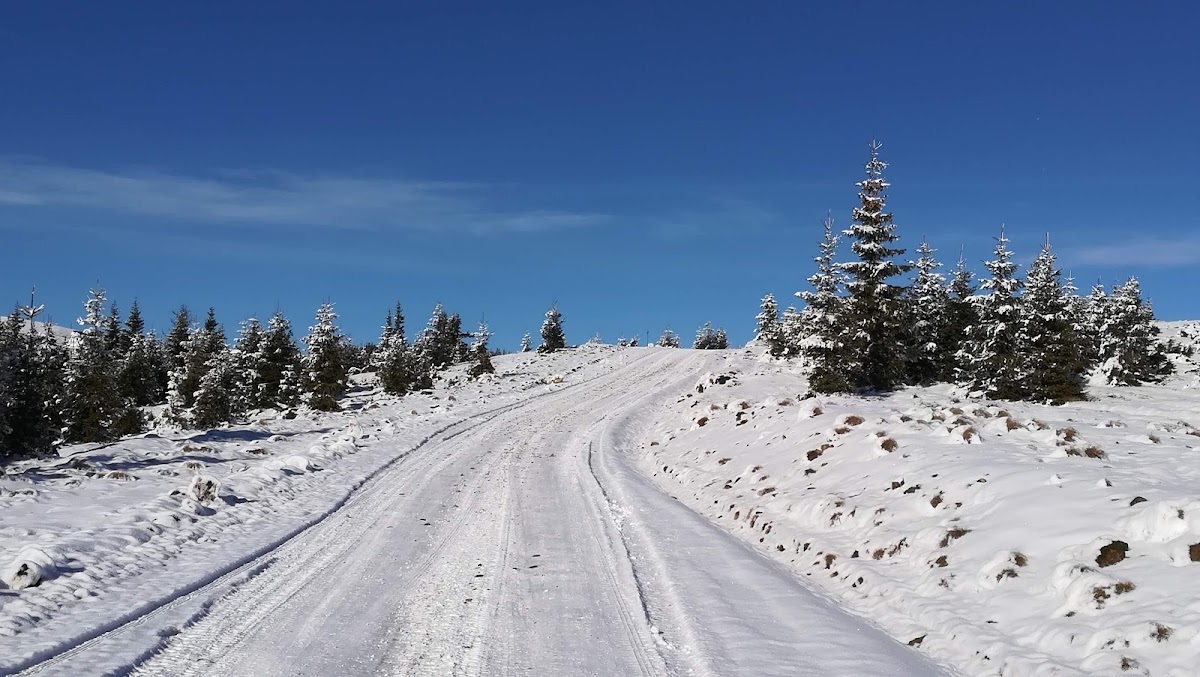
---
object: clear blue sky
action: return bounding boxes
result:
[2,1,1197,348]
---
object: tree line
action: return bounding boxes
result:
[754,141,1185,403]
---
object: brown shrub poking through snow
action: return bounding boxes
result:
[105,471,134,481]
[960,427,978,443]
[1148,434,1161,444]
[880,437,898,452]
[1096,541,1130,568]
[717,457,731,465]
[930,493,944,508]
[1004,417,1021,431]
[696,416,709,427]
[939,527,971,548]
[1130,496,1148,506]
[834,426,851,435]
[1013,551,1029,567]
[1066,446,1107,459]
[1121,656,1140,672]
[758,486,776,496]
[1114,581,1136,594]
[1152,623,1172,642]
[824,553,837,569]
[872,548,885,560]
[1189,543,1200,562]
[843,415,865,426]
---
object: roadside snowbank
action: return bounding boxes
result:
[638,324,1200,676]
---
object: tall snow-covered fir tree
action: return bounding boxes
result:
[838,141,910,391]
[796,217,849,393]
[902,241,950,385]
[1095,277,1172,385]
[941,252,977,382]
[169,308,226,415]
[539,305,566,353]
[1017,241,1085,403]
[1078,282,1108,368]
[958,229,1024,399]
[63,288,143,442]
[302,303,348,411]
[418,304,465,368]
[779,306,804,358]
[255,311,302,409]
[376,305,427,395]
[190,348,239,428]
[754,294,785,357]
[163,306,192,374]
[656,329,680,348]
[468,321,495,378]
[0,308,66,458]
[520,332,533,352]
[232,317,265,411]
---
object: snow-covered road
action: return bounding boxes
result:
[30,350,948,676]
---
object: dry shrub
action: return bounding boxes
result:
[1114,581,1136,594]
[961,426,978,442]
[1096,540,1129,568]
[1031,419,1050,431]
[1190,543,1200,562]
[930,493,944,508]
[1005,417,1021,431]
[1058,427,1079,443]
[717,457,731,465]
[1013,552,1029,567]
[872,548,885,560]
[1152,624,1172,642]
[184,461,205,471]
[995,568,1017,581]
[880,437,898,452]
[843,415,865,426]
[245,448,269,456]
[939,527,971,548]
[778,398,793,406]
[758,486,776,496]
[1148,434,1161,444]
[834,426,851,435]
[1121,657,1139,672]
[106,470,134,481]
[824,553,836,569]
[696,416,709,427]
[935,555,948,568]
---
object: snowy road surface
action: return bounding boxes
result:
[30,350,949,676]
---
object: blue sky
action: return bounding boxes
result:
[2,1,1197,348]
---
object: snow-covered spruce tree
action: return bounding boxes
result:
[256,311,303,409]
[713,328,729,349]
[754,293,785,357]
[958,229,1024,399]
[838,141,910,391]
[63,288,143,442]
[418,304,459,368]
[468,321,495,378]
[163,306,192,374]
[302,303,348,411]
[693,322,716,349]
[116,301,166,407]
[656,329,681,348]
[779,306,804,358]
[0,311,66,458]
[448,314,470,364]
[1077,282,1108,369]
[941,252,978,382]
[520,332,533,352]
[376,307,425,395]
[901,241,950,385]
[796,217,849,393]
[628,336,640,347]
[170,308,226,416]
[1017,241,1085,403]
[539,305,566,353]
[190,348,239,428]
[231,317,264,410]
[1095,277,1172,385]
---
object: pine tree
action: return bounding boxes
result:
[656,329,681,348]
[1078,282,1108,368]
[692,322,727,349]
[958,229,1024,399]
[256,311,302,408]
[376,306,425,395]
[779,306,805,358]
[302,303,348,411]
[170,308,226,413]
[117,302,165,406]
[941,252,978,382]
[838,141,910,391]
[754,294,785,357]
[796,217,849,392]
[520,332,533,352]
[63,288,143,442]
[902,241,950,385]
[191,348,239,428]
[539,305,566,353]
[468,321,496,378]
[0,309,66,459]
[628,336,640,347]
[232,317,265,410]
[163,306,191,372]
[1095,278,1173,385]
[1018,241,1085,403]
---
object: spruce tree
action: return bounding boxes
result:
[520,332,533,352]
[468,321,496,378]
[712,328,730,349]
[539,305,566,353]
[302,303,348,411]
[628,336,640,347]
[163,306,191,372]
[1018,241,1085,403]
[376,306,424,395]
[0,309,65,458]
[779,306,805,358]
[902,241,950,385]
[941,252,978,381]
[171,308,226,412]
[754,294,785,357]
[839,141,910,391]
[693,322,717,349]
[63,288,142,442]
[1095,278,1172,385]
[232,317,265,410]
[656,329,680,348]
[256,311,302,408]
[1078,282,1108,369]
[796,217,849,392]
[958,229,1024,399]
[191,348,238,428]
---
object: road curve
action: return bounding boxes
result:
[123,349,948,677]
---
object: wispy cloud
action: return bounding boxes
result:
[0,159,608,234]
[1075,235,1200,268]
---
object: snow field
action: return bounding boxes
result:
[0,346,624,673]
[638,327,1200,676]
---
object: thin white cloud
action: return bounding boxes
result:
[1075,235,1200,268]
[0,159,607,234]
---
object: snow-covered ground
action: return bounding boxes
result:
[636,321,1200,677]
[0,346,950,676]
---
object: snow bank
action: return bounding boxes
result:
[639,347,1200,676]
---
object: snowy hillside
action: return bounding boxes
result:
[0,347,623,673]
[636,324,1200,676]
